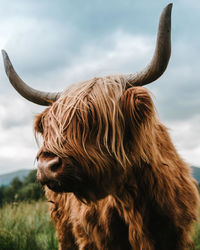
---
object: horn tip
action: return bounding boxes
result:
[1,50,10,65]
[1,49,8,59]
[166,3,173,13]
[1,49,11,74]
[160,3,173,29]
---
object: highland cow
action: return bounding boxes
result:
[2,3,199,250]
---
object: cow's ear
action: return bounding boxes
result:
[34,113,44,134]
[121,87,154,128]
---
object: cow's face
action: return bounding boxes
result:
[35,78,155,202]
[35,78,127,201]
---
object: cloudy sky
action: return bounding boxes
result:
[0,0,199,175]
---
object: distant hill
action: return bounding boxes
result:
[0,169,31,186]
[0,166,199,187]
[191,166,200,184]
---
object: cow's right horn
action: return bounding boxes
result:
[2,50,61,106]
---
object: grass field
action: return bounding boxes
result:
[0,201,58,250]
[194,219,200,250]
[0,201,199,250]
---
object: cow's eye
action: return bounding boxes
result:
[42,151,58,158]
[34,114,44,134]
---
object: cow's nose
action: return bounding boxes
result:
[40,156,61,171]
[37,155,62,183]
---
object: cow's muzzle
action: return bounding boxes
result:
[37,152,63,191]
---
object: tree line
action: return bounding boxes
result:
[0,169,199,207]
[0,170,44,206]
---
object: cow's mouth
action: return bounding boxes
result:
[37,169,64,192]
[37,165,90,194]
[46,180,63,193]
[37,171,76,193]
[39,177,64,192]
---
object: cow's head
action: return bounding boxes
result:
[2,4,172,202]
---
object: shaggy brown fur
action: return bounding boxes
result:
[35,76,199,250]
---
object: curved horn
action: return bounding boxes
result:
[2,50,61,106]
[125,3,172,88]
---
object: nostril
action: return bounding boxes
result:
[49,157,62,172]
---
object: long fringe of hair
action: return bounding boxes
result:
[36,76,132,169]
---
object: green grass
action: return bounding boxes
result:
[0,201,199,250]
[193,219,200,250]
[0,201,58,250]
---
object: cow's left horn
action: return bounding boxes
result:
[2,50,61,106]
[125,3,172,88]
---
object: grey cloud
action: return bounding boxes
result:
[3,19,71,74]
[166,116,200,166]
[0,96,34,129]
[0,0,173,77]
[148,38,200,122]
[0,156,36,175]
[2,0,198,90]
